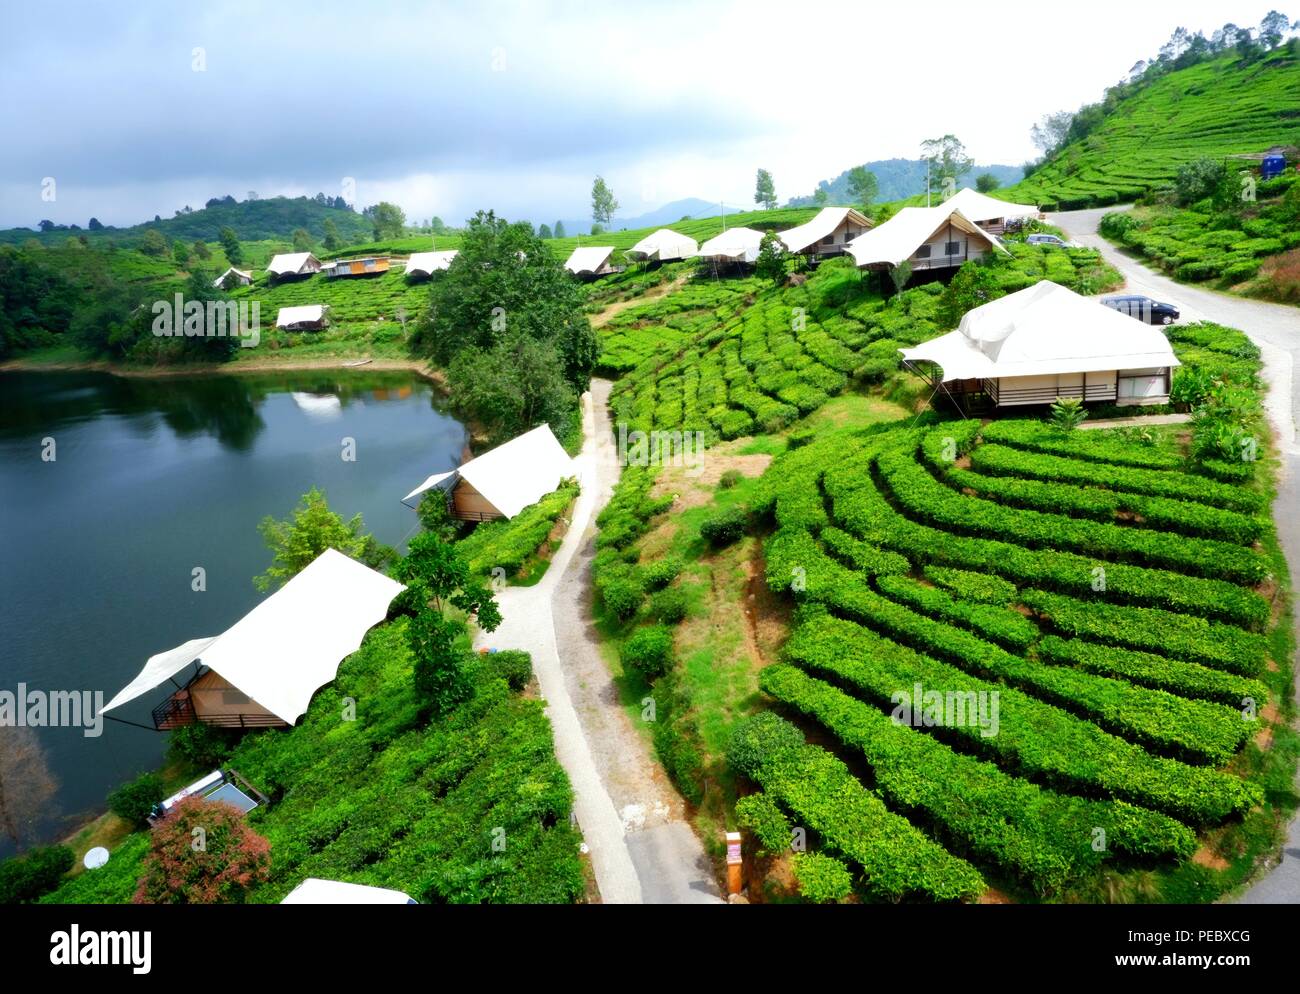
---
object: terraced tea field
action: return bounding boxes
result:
[738,411,1286,901]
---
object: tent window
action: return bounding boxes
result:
[915,245,932,259]
[945,241,961,256]
[822,234,835,245]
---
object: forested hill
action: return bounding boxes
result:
[0,195,375,247]
[1008,44,1300,210]
[787,160,1024,207]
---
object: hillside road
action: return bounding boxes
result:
[1055,208,1300,904]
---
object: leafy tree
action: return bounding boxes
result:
[921,135,974,195]
[446,331,579,446]
[813,188,829,206]
[1258,11,1291,47]
[134,796,270,904]
[191,239,211,260]
[1050,396,1087,432]
[322,218,341,252]
[845,166,878,206]
[591,223,604,236]
[888,259,912,300]
[172,240,191,265]
[1173,157,1229,206]
[430,216,447,234]
[0,844,73,903]
[538,223,553,239]
[366,201,407,240]
[87,217,104,231]
[0,726,58,850]
[554,220,566,239]
[975,173,1001,193]
[254,487,395,591]
[218,226,243,267]
[591,176,619,228]
[754,168,777,210]
[755,230,787,285]
[940,260,1004,328]
[139,229,170,257]
[107,772,164,828]
[37,220,54,232]
[291,227,314,252]
[411,209,597,406]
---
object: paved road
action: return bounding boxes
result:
[476,380,723,905]
[1054,209,1300,903]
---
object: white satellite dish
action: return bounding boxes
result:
[83,846,110,870]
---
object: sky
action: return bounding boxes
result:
[0,0,1292,230]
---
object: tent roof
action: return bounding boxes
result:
[211,267,252,287]
[778,207,872,253]
[276,304,328,327]
[101,549,404,724]
[626,228,698,262]
[847,206,1006,268]
[405,250,458,275]
[266,252,319,276]
[941,187,1040,224]
[899,280,1181,380]
[695,226,764,263]
[564,246,615,274]
[281,879,415,904]
[402,423,574,518]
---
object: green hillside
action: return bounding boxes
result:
[0,195,375,249]
[788,160,1024,207]
[1008,48,1300,210]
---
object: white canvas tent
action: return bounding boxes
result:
[402,423,573,520]
[626,228,698,262]
[281,879,415,904]
[900,280,1180,407]
[405,250,459,277]
[266,252,322,277]
[101,549,404,727]
[694,227,765,264]
[778,207,873,255]
[275,304,330,330]
[212,267,252,288]
[941,187,1041,228]
[846,206,1007,270]
[564,246,615,276]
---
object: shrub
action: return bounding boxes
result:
[791,852,854,903]
[484,649,532,691]
[735,792,791,853]
[923,566,1017,606]
[620,625,675,680]
[135,795,271,904]
[650,586,688,625]
[1049,396,1086,432]
[641,557,682,592]
[718,468,743,489]
[598,564,645,619]
[0,845,74,904]
[700,505,748,548]
[726,712,806,780]
[168,723,237,768]
[107,772,165,828]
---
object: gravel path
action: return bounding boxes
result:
[1054,209,1300,903]
[476,379,722,904]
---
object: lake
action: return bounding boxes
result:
[0,369,466,855]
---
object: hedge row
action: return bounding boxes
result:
[782,614,1260,822]
[761,664,1196,894]
[824,447,1269,629]
[981,421,1187,470]
[923,565,1017,606]
[969,443,1264,514]
[1020,589,1269,677]
[726,713,986,901]
[767,529,1250,765]
[875,574,1039,651]
[1037,636,1269,710]
[879,448,1268,585]
[943,463,1262,546]
[456,482,581,579]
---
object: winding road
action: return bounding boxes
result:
[1054,209,1300,903]
[474,379,723,905]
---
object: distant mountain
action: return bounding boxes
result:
[787,159,1025,207]
[0,195,375,247]
[541,198,726,238]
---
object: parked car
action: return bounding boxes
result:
[1101,294,1180,325]
[1025,233,1079,249]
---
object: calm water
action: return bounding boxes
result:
[0,369,466,854]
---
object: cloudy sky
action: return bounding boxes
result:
[0,0,1289,229]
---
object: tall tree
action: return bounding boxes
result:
[755,230,787,284]
[139,229,170,257]
[975,173,1001,193]
[920,135,974,195]
[1030,111,1074,158]
[322,218,342,252]
[291,227,313,252]
[218,226,243,267]
[591,176,619,228]
[845,166,879,206]
[254,487,394,591]
[538,223,553,239]
[1258,10,1291,47]
[754,168,777,210]
[0,727,58,851]
[366,202,406,240]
